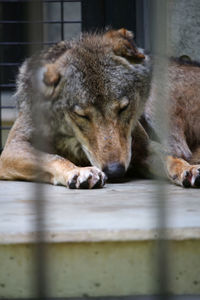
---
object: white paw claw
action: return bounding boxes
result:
[181,166,200,188]
[67,167,107,189]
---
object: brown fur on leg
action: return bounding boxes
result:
[189,146,200,165]
[0,114,106,189]
[166,155,200,188]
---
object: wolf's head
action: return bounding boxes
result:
[37,29,152,180]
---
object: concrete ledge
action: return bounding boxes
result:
[1,241,200,298]
[1,180,200,298]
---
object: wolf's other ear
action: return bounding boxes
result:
[117,28,134,40]
[43,63,61,87]
[104,28,145,63]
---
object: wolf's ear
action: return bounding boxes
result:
[104,28,145,62]
[43,63,61,87]
[37,63,61,97]
[117,28,145,61]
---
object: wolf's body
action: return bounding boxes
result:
[144,59,200,187]
[0,29,200,188]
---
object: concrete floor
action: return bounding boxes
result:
[0,179,200,244]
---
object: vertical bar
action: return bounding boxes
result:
[0,0,3,153]
[28,0,44,55]
[135,0,145,47]
[61,0,64,40]
[105,0,136,33]
[0,91,2,153]
[81,0,105,32]
[136,0,151,50]
[0,1,2,153]
[28,1,47,299]
[151,0,171,298]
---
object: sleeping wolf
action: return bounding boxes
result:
[0,28,200,188]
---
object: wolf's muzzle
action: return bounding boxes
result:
[103,162,125,180]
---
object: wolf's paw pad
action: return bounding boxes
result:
[67,167,107,189]
[181,166,200,188]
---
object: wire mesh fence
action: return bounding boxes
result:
[0,0,82,153]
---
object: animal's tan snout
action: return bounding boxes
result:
[102,162,126,181]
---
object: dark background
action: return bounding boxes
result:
[0,0,147,86]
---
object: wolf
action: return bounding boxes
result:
[0,28,200,188]
[144,57,200,188]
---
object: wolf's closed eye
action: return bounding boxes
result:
[118,97,129,114]
[77,114,90,121]
[74,105,90,120]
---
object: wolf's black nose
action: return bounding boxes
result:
[103,162,125,180]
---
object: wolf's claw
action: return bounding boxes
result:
[68,174,78,189]
[66,167,106,189]
[181,165,200,188]
[79,179,90,189]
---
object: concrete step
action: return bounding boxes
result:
[0,180,200,298]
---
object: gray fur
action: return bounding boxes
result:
[15,32,152,166]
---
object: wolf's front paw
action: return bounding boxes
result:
[166,156,200,188]
[66,167,107,189]
[181,166,200,188]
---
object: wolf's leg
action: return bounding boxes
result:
[145,141,200,188]
[165,156,200,188]
[189,146,200,165]
[0,115,106,189]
